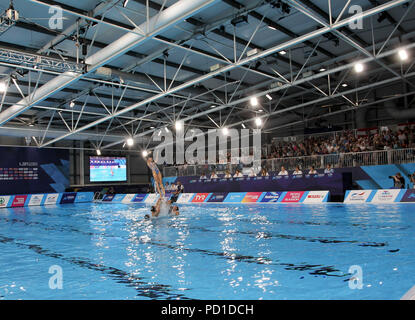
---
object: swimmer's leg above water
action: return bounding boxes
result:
[146,157,165,197]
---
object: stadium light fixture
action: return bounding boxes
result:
[342,83,348,87]
[165,127,170,133]
[266,94,273,101]
[354,62,364,73]
[69,101,75,108]
[241,123,246,129]
[175,120,183,131]
[255,117,262,127]
[250,96,258,106]
[398,49,409,61]
[126,137,134,146]
[222,127,229,135]
[96,149,101,156]
[279,50,287,55]
[142,150,148,158]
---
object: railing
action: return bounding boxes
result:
[162,148,415,177]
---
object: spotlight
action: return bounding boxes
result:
[342,83,348,87]
[250,97,258,107]
[319,68,326,72]
[354,62,364,73]
[165,127,170,133]
[96,149,101,156]
[255,117,262,127]
[142,150,148,158]
[175,120,183,131]
[268,25,277,31]
[241,123,246,129]
[126,137,134,146]
[0,81,7,93]
[279,50,287,55]
[69,101,75,108]
[398,49,408,61]
[266,94,273,101]
[222,127,229,135]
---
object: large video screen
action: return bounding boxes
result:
[90,157,127,182]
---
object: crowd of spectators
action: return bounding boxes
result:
[266,127,415,160]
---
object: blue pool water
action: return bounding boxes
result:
[0,202,414,300]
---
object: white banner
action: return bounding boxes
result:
[144,194,159,203]
[344,190,373,203]
[122,194,136,203]
[371,189,401,203]
[44,193,60,205]
[176,193,195,203]
[28,194,44,206]
[0,196,11,208]
[303,191,329,203]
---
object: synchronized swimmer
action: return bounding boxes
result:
[145,156,179,220]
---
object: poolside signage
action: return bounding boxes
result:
[371,189,401,203]
[0,196,11,207]
[122,194,136,203]
[206,192,228,203]
[144,194,159,203]
[102,194,115,202]
[281,191,305,203]
[343,190,374,203]
[401,190,415,202]
[11,195,28,207]
[60,192,77,204]
[223,192,247,203]
[303,191,329,203]
[260,192,283,203]
[44,193,60,205]
[177,193,195,203]
[132,194,147,202]
[242,192,263,203]
[192,193,210,203]
[75,192,94,203]
[28,194,44,206]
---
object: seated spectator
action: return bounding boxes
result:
[293,166,303,175]
[248,168,256,177]
[324,164,334,174]
[308,166,318,174]
[233,169,244,178]
[165,182,170,192]
[224,170,232,178]
[410,172,415,189]
[260,168,269,177]
[199,172,207,180]
[171,181,184,203]
[210,171,218,179]
[278,166,289,176]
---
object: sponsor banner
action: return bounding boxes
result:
[344,190,374,203]
[192,193,210,203]
[11,195,28,207]
[260,192,284,203]
[223,192,247,203]
[112,194,126,202]
[302,191,330,203]
[102,194,115,202]
[371,189,403,203]
[206,192,228,203]
[75,192,94,203]
[122,194,136,203]
[176,193,195,203]
[28,194,45,206]
[132,194,147,203]
[60,192,77,204]
[144,194,159,203]
[164,193,173,201]
[281,191,306,203]
[0,196,11,208]
[44,193,60,205]
[401,189,415,202]
[242,192,263,203]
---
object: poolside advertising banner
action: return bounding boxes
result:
[102,194,115,202]
[206,192,228,203]
[144,194,159,203]
[401,189,415,202]
[132,194,147,203]
[60,192,77,204]
[176,193,195,203]
[242,192,263,203]
[370,189,403,203]
[0,195,12,208]
[302,191,330,203]
[75,192,95,203]
[281,191,306,203]
[44,193,60,205]
[112,194,126,203]
[11,195,28,207]
[343,190,374,203]
[28,194,44,206]
[224,192,247,203]
[192,193,210,203]
[122,194,136,203]
[260,192,283,203]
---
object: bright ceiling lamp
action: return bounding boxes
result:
[165,127,170,133]
[250,96,258,106]
[255,117,262,127]
[222,127,229,135]
[279,50,287,55]
[241,123,246,129]
[354,62,364,73]
[126,137,134,146]
[398,49,409,61]
[142,150,148,157]
[266,94,273,101]
[96,149,101,156]
[175,120,183,131]
[69,101,75,108]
